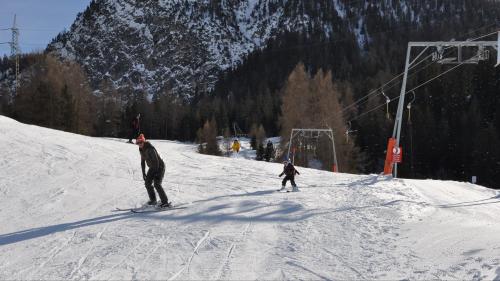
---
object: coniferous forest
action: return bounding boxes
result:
[1,0,500,188]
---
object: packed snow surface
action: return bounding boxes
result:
[1,116,499,280]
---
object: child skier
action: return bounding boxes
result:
[278,160,300,192]
[232,139,241,153]
[136,134,171,208]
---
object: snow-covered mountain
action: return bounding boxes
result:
[46,0,449,98]
[1,115,499,280]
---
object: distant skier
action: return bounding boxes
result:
[128,113,141,143]
[278,160,300,192]
[136,134,171,208]
[264,140,274,162]
[232,139,241,153]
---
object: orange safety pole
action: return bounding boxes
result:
[383,138,396,175]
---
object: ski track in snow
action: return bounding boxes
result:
[1,116,500,280]
[68,226,108,280]
[168,230,211,280]
[212,221,252,280]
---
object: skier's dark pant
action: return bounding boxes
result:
[282,175,297,187]
[145,162,168,203]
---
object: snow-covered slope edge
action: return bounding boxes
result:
[0,115,499,280]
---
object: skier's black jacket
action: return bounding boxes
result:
[139,142,164,174]
[279,163,300,177]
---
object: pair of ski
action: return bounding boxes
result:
[115,203,186,213]
[276,188,300,193]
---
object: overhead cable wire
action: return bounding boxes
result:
[340,27,499,116]
[347,61,467,123]
[341,49,454,117]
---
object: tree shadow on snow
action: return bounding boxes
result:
[335,174,392,188]
[0,212,134,246]
[0,189,325,246]
[189,189,278,204]
[436,196,500,208]
[136,199,329,225]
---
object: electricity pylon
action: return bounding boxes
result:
[10,15,20,92]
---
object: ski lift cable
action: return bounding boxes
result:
[340,28,499,115]
[342,29,499,120]
[341,51,450,119]
[347,61,467,123]
[341,50,445,115]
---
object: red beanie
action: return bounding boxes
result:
[136,134,146,144]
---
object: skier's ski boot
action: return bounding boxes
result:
[291,185,299,192]
[146,200,157,206]
[159,201,172,208]
[277,186,286,192]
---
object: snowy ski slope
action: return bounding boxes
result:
[0,116,499,280]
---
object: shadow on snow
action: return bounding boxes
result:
[0,189,318,246]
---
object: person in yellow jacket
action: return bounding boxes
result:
[232,139,241,153]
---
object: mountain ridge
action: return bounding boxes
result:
[46,0,440,98]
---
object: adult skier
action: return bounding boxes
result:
[278,160,300,192]
[264,140,274,162]
[128,113,141,143]
[136,134,171,208]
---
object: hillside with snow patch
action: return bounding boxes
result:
[0,116,499,280]
[46,0,461,97]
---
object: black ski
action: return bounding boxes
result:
[114,202,188,213]
[114,206,154,212]
[130,206,187,213]
[275,189,300,193]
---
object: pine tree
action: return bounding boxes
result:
[256,143,265,161]
[197,118,221,156]
[279,63,362,172]
[12,54,95,135]
[222,127,232,156]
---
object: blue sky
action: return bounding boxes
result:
[0,0,91,57]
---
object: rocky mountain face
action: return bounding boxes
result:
[46,0,458,98]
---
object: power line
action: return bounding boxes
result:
[0,27,63,31]
[19,42,49,46]
[19,28,64,31]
